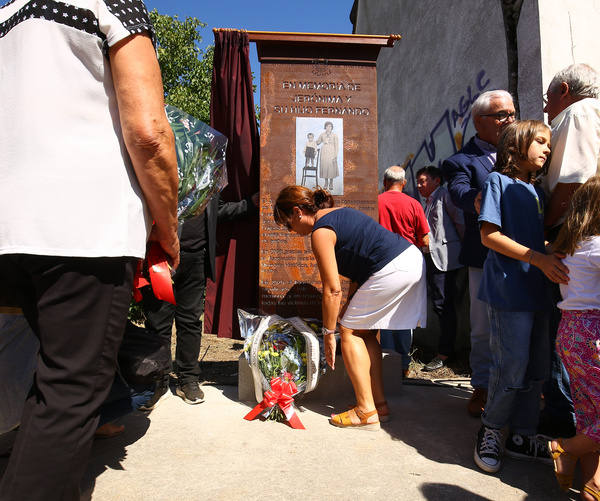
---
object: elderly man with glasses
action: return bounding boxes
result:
[542,63,600,236]
[441,90,515,419]
[537,63,600,440]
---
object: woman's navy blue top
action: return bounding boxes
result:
[312,207,411,286]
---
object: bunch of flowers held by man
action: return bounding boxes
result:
[133,106,229,305]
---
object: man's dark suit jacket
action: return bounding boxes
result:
[205,195,257,281]
[441,136,495,268]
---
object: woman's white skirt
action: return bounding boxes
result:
[340,245,427,330]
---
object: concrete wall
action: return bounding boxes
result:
[516,0,543,121]
[537,0,600,99]
[518,0,600,121]
[354,0,509,196]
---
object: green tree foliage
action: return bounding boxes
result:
[149,10,213,123]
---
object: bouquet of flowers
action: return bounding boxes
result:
[165,105,228,221]
[239,309,326,428]
[132,106,228,305]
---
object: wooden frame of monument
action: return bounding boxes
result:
[248,31,400,319]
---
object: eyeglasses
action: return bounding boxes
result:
[480,111,516,123]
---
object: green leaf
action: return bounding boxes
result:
[149,9,213,123]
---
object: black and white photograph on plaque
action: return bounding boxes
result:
[295,117,343,195]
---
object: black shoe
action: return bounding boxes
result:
[139,378,170,411]
[474,425,503,473]
[423,356,445,372]
[504,433,552,464]
[537,413,576,438]
[176,381,205,405]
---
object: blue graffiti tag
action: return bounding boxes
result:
[403,70,490,196]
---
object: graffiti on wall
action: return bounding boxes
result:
[403,70,490,195]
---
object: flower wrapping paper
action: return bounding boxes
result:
[165,105,228,222]
[238,309,327,422]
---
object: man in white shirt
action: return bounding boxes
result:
[539,63,600,439]
[543,63,600,235]
[0,2,179,498]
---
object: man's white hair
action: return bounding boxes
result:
[548,63,600,99]
[471,89,513,116]
[383,165,406,184]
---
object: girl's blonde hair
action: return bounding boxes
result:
[553,175,600,255]
[495,120,551,183]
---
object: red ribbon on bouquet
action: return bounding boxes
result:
[244,376,305,429]
[132,242,175,305]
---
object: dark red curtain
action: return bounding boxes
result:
[204,30,260,338]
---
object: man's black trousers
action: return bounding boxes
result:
[0,254,135,501]
[143,248,206,385]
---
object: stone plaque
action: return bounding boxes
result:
[249,33,400,318]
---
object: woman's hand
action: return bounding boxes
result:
[324,333,336,370]
[532,251,569,284]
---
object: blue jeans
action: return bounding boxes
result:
[539,282,576,435]
[482,307,549,436]
[380,329,412,370]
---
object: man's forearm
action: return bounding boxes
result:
[110,34,179,259]
[127,133,179,236]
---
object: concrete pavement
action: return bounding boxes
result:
[78,380,574,501]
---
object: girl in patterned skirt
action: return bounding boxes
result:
[549,175,600,500]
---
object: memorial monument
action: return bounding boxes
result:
[248,32,400,318]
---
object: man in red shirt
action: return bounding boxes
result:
[379,165,430,247]
[378,165,429,375]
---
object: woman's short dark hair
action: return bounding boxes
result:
[323,121,333,129]
[273,185,334,226]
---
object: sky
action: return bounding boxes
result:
[144,0,355,102]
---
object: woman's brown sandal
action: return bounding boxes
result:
[346,401,390,423]
[548,439,577,492]
[330,407,380,431]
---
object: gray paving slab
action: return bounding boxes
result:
[79,382,575,501]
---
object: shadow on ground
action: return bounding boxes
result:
[233,377,571,500]
[80,412,150,500]
[0,412,151,500]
